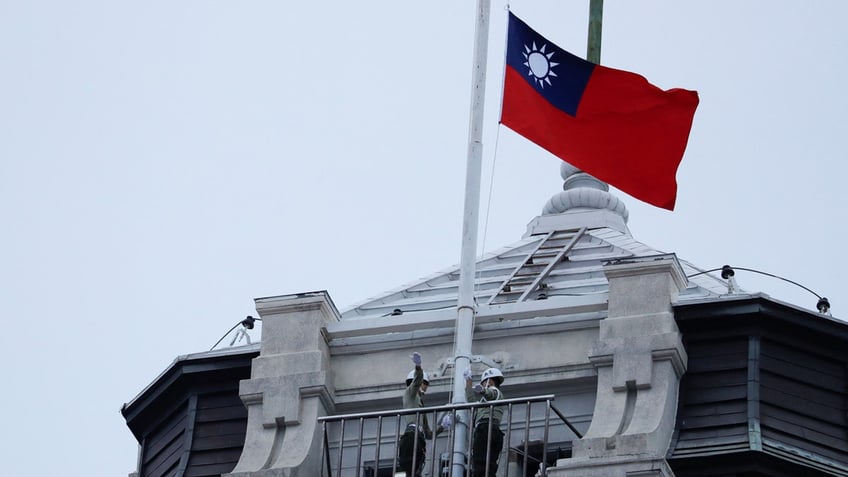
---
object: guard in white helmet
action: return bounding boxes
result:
[397,352,450,476]
[465,367,505,477]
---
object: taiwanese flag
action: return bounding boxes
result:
[500,11,699,210]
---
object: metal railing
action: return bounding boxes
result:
[318,394,581,477]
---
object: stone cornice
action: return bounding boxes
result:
[255,290,341,322]
[603,254,688,292]
[327,309,605,355]
[326,293,608,339]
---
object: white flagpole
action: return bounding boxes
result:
[450,0,491,475]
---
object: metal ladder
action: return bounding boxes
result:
[486,227,587,305]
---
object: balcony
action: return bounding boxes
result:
[319,394,581,477]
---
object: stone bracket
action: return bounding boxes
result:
[239,371,328,427]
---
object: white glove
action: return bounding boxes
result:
[411,352,422,366]
[473,384,484,394]
[463,368,473,381]
[440,414,453,429]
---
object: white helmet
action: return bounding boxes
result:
[406,370,431,386]
[480,368,504,386]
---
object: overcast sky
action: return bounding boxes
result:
[2,1,846,476]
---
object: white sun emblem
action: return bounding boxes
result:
[523,42,559,88]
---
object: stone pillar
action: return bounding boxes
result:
[550,256,688,477]
[226,291,339,477]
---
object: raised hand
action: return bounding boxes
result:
[440,413,453,429]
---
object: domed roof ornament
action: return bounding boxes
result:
[542,163,629,223]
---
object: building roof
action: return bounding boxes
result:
[121,343,260,477]
[670,295,848,476]
[121,343,261,426]
[341,165,734,321]
[122,165,847,477]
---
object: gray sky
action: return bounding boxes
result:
[1,1,846,475]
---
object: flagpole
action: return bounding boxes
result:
[451,0,491,475]
[587,0,603,63]
[565,0,603,188]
